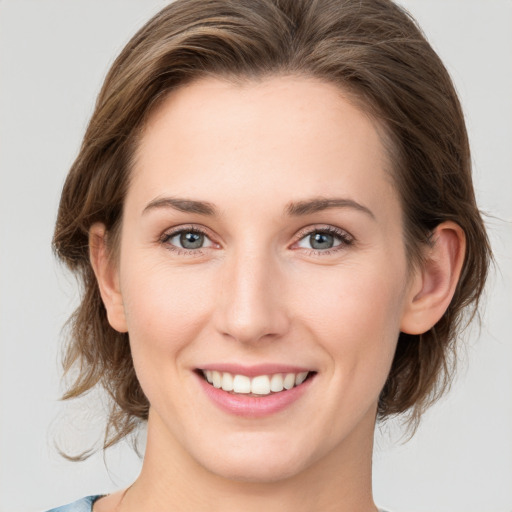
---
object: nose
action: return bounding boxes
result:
[214,246,290,345]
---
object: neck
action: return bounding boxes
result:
[121,408,378,512]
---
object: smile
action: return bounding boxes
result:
[201,370,310,395]
[196,364,316,417]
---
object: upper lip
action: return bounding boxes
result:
[197,363,313,377]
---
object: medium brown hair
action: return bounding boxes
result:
[53,0,491,456]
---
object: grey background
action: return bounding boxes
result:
[1,1,511,511]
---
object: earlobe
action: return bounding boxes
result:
[89,223,128,333]
[400,221,466,335]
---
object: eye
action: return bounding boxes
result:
[295,226,353,253]
[161,227,215,252]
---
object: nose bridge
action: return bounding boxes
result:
[215,241,289,344]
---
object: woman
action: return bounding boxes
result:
[47,0,490,510]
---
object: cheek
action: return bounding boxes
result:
[118,256,219,416]
[297,263,406,373]
[301,269,406,436]
[119,255,217,355]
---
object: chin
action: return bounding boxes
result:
[202,453,308,484]
[188,431,319,484]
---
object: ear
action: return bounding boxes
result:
[400,221,466,335]
[89,223,128,333]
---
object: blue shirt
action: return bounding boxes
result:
[45,495,390,511]
[44,495,104,512]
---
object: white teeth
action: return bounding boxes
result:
[251,375,270,395]
[212,371,222,388]
[202,370,311,395]
[233,374,251,393]
[283,373,295,390]
[270,373,284,392]
[221,372,234,391]
[295,372,308,385]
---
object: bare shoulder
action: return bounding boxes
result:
[92,490,127,512]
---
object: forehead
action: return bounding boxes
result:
[129,75,398,221]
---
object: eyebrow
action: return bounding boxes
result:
[285,197,375,219]
[143,197,218,216]
[142,195,375,219]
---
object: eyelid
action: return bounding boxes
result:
[291,224,354,253]
[158,223,354,256]
[159,224,219,254]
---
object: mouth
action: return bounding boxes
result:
[195,365,317,417]
[197,369,315,396]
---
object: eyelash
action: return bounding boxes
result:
[294,225,354,256]
[159,224,354,257]
[159,225,212,257]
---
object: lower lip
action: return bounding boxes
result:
[196,373,314,418]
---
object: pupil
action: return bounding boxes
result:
[310,232,334,250]
[180,232,203,249]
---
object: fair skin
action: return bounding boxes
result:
[90,75,465,512]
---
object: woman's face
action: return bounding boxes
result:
[112,75,416,482]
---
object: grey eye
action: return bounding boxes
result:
[309,232,335,250]
[179,231,204,249]
[166,230,213,250]
[296,230,344,251]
